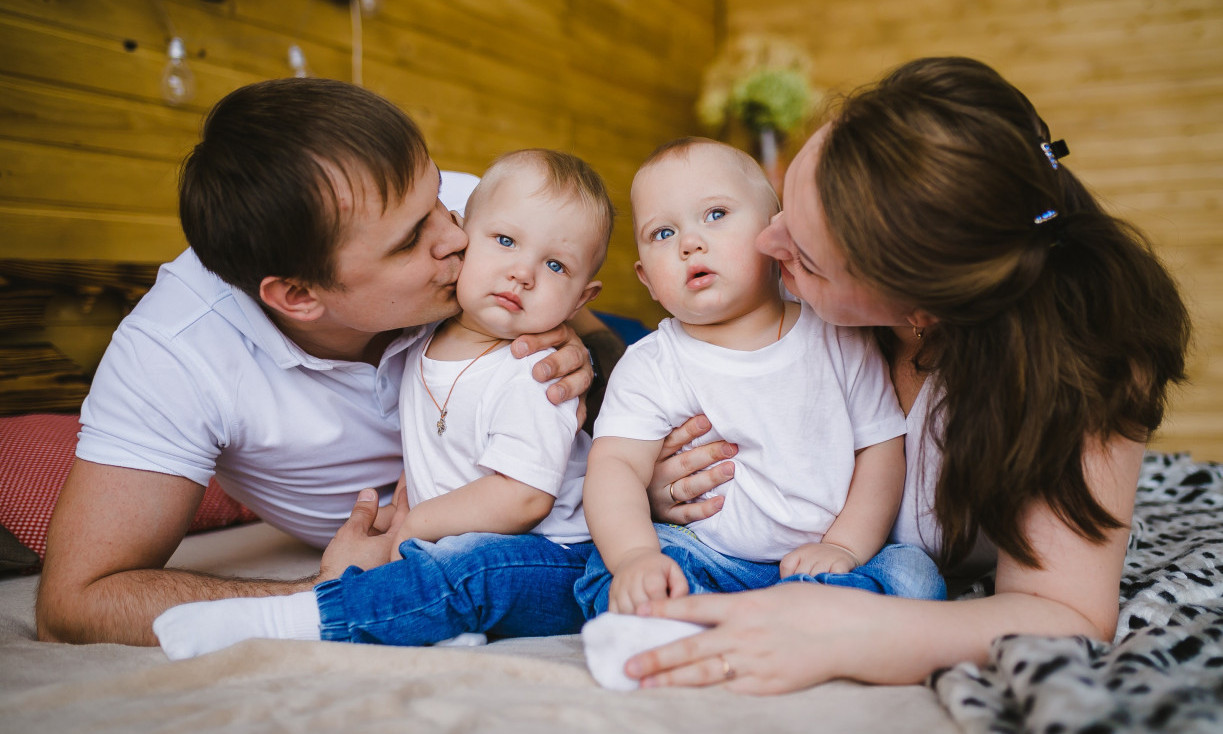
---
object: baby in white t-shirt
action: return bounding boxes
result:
[154,149,613,658]
[576,139,945,688]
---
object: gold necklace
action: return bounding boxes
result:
[420,338,505,436]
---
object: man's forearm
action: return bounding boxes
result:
[37,567,317,647]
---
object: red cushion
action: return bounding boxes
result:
[0,413,257,561]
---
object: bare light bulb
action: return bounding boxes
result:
[160,37,195,106]
[288,44,311,78]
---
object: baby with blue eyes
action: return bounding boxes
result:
[576,138,939,690]
[154,148,615,659]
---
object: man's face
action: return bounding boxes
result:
[313,161,467,336]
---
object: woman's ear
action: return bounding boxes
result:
[634,261,659,302]
[906,308,938,330]
[258,276,325,322]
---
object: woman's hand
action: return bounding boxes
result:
[647,415,736,525]
[512,322,592,405]
[625,584,869,695]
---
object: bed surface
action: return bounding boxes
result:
[0,522,956,734]
[3,452,1220,733]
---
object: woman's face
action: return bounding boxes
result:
[755,124,912,329]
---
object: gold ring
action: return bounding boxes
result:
[719,654,735,680]
[666,482,677,504]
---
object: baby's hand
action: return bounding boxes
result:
[779,542,859,578]
[608,549,689,614]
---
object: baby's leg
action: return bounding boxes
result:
[316,533,593,645]
[153,591,320,660]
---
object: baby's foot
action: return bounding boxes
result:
[153,591,320,660]
[581,612,706,690]
[433,632,489,647]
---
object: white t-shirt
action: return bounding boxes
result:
[76,172,477,549]
[77,248,418,548]
[400,329,590,543]
[889,378,997,575]
[594,302,906,563]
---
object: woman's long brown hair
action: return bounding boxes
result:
[817,57,1190,569]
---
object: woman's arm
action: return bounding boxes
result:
[624,434,1142,693]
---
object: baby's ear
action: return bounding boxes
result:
[633,261,659,302]
[569,280,604,319]
[258,276,325,322]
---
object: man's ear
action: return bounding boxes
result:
[633,261,659,302]
[567,281,604,320]
[258,276,325,322]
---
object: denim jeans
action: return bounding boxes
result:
[315,532,594,646]
[574,523,945,618]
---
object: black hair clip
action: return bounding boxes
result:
[1041,140,1070,170]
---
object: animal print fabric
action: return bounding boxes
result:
[930,452,1223,733]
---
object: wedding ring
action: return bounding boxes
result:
[719,654,735,680]
[666,482,677,504]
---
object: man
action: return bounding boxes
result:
[36,78,605,646]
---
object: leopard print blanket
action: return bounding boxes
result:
[930,452,1223,733]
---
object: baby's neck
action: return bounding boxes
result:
[679,298,793,351]
[426,317,510,361]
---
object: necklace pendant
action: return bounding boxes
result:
[436,409,447,436]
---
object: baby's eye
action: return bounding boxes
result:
[496,235,515,248]
[705,208,727,222]
[650,227,675,241]
[546,259,566,274]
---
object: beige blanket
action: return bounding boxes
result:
[0,523,956,733]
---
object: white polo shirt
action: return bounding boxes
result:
[77,172,477,548]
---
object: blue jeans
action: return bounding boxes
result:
[574,523,945,617]
[315,532,594,646]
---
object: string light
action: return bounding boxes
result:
[160,37,195,106]
[288,44,311,78]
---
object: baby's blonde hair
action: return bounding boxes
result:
[467,149,614,270]
[635,137,780,218]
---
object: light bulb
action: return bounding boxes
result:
[160,37,195,106]
[288,44,311,78]
[358,0,380,16]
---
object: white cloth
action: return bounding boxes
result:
[76,172,476,549]
[401,330,589,543]
[593,302,906,563]
[889,378,997,574]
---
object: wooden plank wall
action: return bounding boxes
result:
[0,0,719,345]
[726,0,1223,460]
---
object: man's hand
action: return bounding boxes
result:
[319,485,409,581]
[511,321,593,405]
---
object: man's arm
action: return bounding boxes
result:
[36,459,318,646]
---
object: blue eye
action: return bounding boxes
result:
[705,208,726,222]
[546,260,565,274]
[496,235,514,248]
[651,227,675,241]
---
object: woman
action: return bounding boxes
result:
[634,56,1190,694]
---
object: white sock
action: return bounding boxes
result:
[153,591,321,661]
[581,612,706,691]
[433,632,488,647]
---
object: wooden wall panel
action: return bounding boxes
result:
[727,0,1223,459]
[0,0,723,387]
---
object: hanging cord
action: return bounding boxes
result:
[350,0,363,86]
